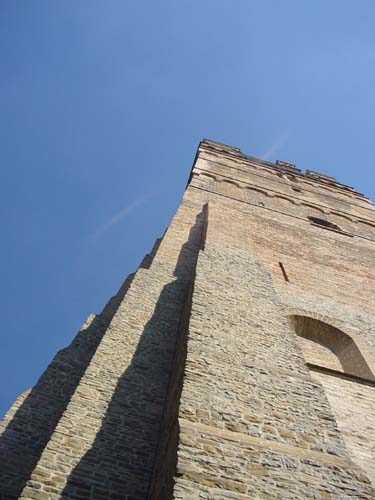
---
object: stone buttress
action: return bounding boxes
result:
[1,139,375,499]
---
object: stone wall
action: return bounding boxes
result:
[311,370,375,486]
[173,237,374,499]
[16,206,206,500]
[1,139,374,499]
[0,312,110,500]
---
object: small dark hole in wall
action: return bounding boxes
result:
[292,186,302,192]
[258,202,265,206]
[279,262,290,282]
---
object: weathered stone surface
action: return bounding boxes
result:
[1,139,374,499]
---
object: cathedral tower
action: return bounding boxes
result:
[1,139,375,499]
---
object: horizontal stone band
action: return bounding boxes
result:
[179,418,359,470]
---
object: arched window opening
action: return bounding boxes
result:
[290,315,375,382]
[291,315,375,484]
[308,216,342,232]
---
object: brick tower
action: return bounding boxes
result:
[1,139,375,500]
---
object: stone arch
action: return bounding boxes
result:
[221,178,238,186]
[300,202,326,214]
[289,313,375,484]
[198,173,216,190]
[290,315,375,381]
[199,172,216,181]
[354,219,375,240]
[190,172,216,191]
[328,212,354,233]
[330,211,353,222]
[246,186,268,195]
[269,195,297,215]
[297,203,330,221]
[216,178,243,198]
[245,187,268,206]
[271,194,297,204]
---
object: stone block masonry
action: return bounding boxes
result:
[0,310,115,500]
[173,238,374,499]
[1,139,375,499]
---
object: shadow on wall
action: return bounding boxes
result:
[58,208,206,500]
[0,277,135,500]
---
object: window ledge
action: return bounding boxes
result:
[307,363,375,386]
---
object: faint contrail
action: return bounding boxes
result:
[92,194,151,238]
[261,131,290,161]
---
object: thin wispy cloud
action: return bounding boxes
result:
[261,131,290,161]
[92,194,151,239]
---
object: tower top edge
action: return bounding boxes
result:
[195,138,367,199]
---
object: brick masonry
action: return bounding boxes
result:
[1,139,374,499]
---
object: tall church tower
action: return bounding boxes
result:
[1,139,375,499]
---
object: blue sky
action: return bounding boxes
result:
[1,1,375,416]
